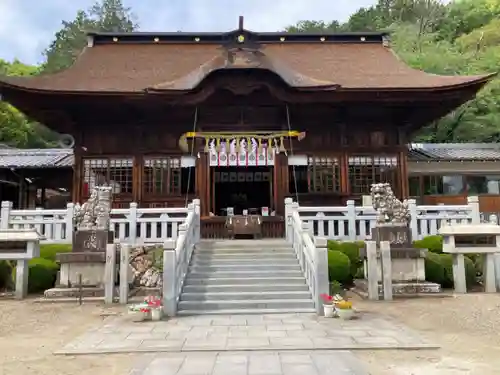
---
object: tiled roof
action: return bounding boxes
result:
[409,143,500,161]
[0,29,493,93]
[0,148,74,168]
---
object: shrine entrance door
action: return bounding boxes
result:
[211,166,273,216]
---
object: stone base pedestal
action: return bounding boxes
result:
[363,257,426,282]
[44,286,105,298]
[354,279,441,297]
[58,262,106,287]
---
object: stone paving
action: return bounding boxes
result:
[56,312,437,355]
[129,350,371,375]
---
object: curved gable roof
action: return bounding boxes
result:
[0,29,495,94]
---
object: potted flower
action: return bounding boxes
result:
[146,296,163,321]
[320,293,335,317]
[334,299,354,320]
[127,303,150,322]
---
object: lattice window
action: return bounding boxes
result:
[82,158,133,196]
[143,157,182,196]
[307,157,340,193]
[348,155,398,195]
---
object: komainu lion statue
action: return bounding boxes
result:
[370,183,411,226]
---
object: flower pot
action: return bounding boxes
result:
[336,308,354,320]
[323,304,335,318]
[151,308,162,321]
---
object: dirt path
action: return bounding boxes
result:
[354,294,500,374]
[0,298,137,375]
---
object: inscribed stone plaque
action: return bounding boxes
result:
[454,234,496,247]
[72,230,112,253]
[371,226,412,248]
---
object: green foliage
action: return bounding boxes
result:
[439,253,476,288]
[413,235,443,254]
[327,250,351,284]
[42,0,138,73]
[11,258,59,293]
[0,260,13,290]
[39,244,73,261]
[424,252,446,285]
[327,240,363,277]
[285,0,500,143]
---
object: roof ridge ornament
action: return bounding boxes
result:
[238,16,244,30]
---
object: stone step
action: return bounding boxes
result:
[182,284,310,293]
[180,291,311,301]
[194,248,293,255]
[192,254,296,261]
[184,277,307,286]
[197,240,290,250]
[191,258,298,266]
[188,264,301,272]
[177,307,317,315]
[177,299,315,311]
[187,270,303,278]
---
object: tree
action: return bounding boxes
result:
[0,59,58,148]
[284,0,500,143]
[42,0,138,73]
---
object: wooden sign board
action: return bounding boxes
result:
[454,234,496,248]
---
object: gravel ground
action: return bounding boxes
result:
[2,294,500,375]
[354,294,500,375]
[0,298,138,375]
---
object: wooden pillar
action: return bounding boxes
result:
[273,154,288,216]
[195,153,210,217]
[72,153,82,204]
[340,151,349,194]
[399,150,409,199]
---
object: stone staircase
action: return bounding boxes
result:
[178,239,316,315]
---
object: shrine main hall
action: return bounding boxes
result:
[0,19,493,222]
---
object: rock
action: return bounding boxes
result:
[128,245,163,288]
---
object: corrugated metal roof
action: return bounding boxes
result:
[0,148,74,168]
[409,143,500,161]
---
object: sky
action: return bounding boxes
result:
[0,0,378,65]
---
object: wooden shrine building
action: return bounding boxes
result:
[0,18,494,230]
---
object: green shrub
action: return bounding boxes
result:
[413,235,443,254]
[439,254,476,288]
[337,242,362,277]
[0,260,13,290]
[39,244,72,261]
[326,240,341,251]
[327,250,351,284]
[424,252,446,285]
[12,258,59,293]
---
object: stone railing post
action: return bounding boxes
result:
[65,203,74,244]
[380,241,393,301]
[0,201,12,230]
[284,198,294,243]
[313,237,329,316]
[162,239,177,316]
[104,242,117,304]
[119,243,131,304]
[128,202,138,245]
[193,199,201,244]
[467,196,480,224]
[346,200,356,241]
[365,241,379,300]
[408,199,418,240]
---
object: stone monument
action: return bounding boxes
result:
[45,186,115,299]
[356,183,441,296]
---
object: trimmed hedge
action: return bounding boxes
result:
[413,235,443,254]
[327,250,351,284]
[0,244,71,293]
[327,240,362,277]
[439,253,476,288]
[39,244,72,261]
[424,252,446,285]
